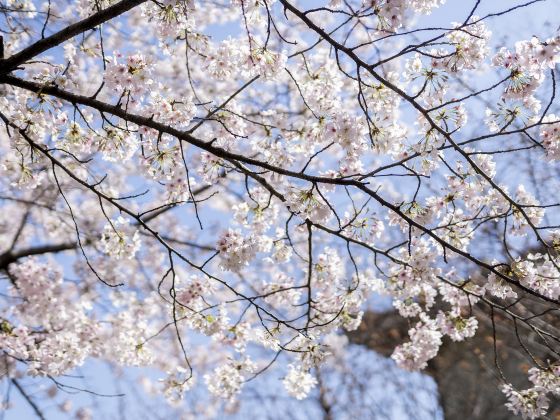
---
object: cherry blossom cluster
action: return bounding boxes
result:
[329,0,447,32]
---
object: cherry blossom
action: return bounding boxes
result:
[0,0,559,418]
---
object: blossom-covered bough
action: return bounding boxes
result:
[0,0,559,418]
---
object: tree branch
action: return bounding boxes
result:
[0,0,146,74]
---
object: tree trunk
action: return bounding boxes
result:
[347,309,560,419]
